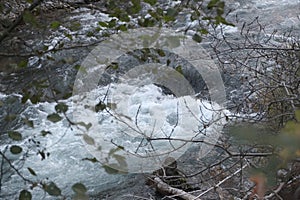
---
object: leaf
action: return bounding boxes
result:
[113,154,128,168]
[72,183,87,194]
[50,21,60,29]
[64,32,73,40]
[19,190,32,200]
[29,94,40,104]
[107,103,117,110]
[95,101,106,112]
[108,19,117,28]
[77,122,92,130]
[8,131,22,141]
[83,134,95,145]
[192,33,202,43]
[215,15,234,26]
[10,145,22,154]
[144,0,157,6]
[207,0,220,9]
[44,182,61,196]
[5,114,16,121]
[130,0,142,14]
[103,164,119,174]
[249,173,266,200]
[74,65,87,74]
[166,8,178,18]
[199,28,209,35]
[55,103,68,113]
[73,193,89,200]
[108,146,124,157]
[98,21,109,27]
[47,113,62,123]
[69,22,81,31]
[117,24,127,31]
[82,157,98,163]
[175,65,183,75]
[27,167,37,176]
[23,117,34,128]
[41,130,52,137]
[23,10,38,27]
[18,60,28,68]
[38,150,46,160]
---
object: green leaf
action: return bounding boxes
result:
[83,134,95,145]
[95,101,106,112]
[27,167,37,176]
[23,117,34,128]
[108,146,124,156]
[44,182,61,196]
[107,62,119,70]
[113,154,128,168]
[50,21,60,29]
[119,14,130,22]
[55,103,68,113]
[74,65,87,74]
[175,65,183,75]
[23,10,38,27]
[72,183,87,194]
[107,103,117,110]
[199,28,209,35]
[117,24,127,31]
[207,0,220,9]
[163,8,178,22]
[69,22,81,31]
[8,131,22,141]
[82,157,98,163]
[103,164,119,174]
[76,122,92,130]
[98,21,109,27]
[215,15,234,26]
[5,114,17,121]
[41,130,52,137]
[18,60,28,68]
[192,33,202,43]
[108,19,117,28]
[156,49,165,56]
[47,113,62,123]
[86,31,94,37]
[144,0,157,6]
[130,0,142,14]
[73,193,89,200]
[10,145,22,154]
[64,32,73,40]
[19,190,32,200]
[29,94,40,104]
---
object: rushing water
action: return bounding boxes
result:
[0,0,299,199]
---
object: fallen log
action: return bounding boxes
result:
[152,177,200,200]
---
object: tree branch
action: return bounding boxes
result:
[0,0,43,44]
[153,177,200,200]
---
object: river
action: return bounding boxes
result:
[0,0,299,199]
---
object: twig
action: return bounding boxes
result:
[0,0,43,43]
[0,151,33,184]
[193,164,248,199]
[265,182,285,199]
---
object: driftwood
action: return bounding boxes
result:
[152,177,200,200]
